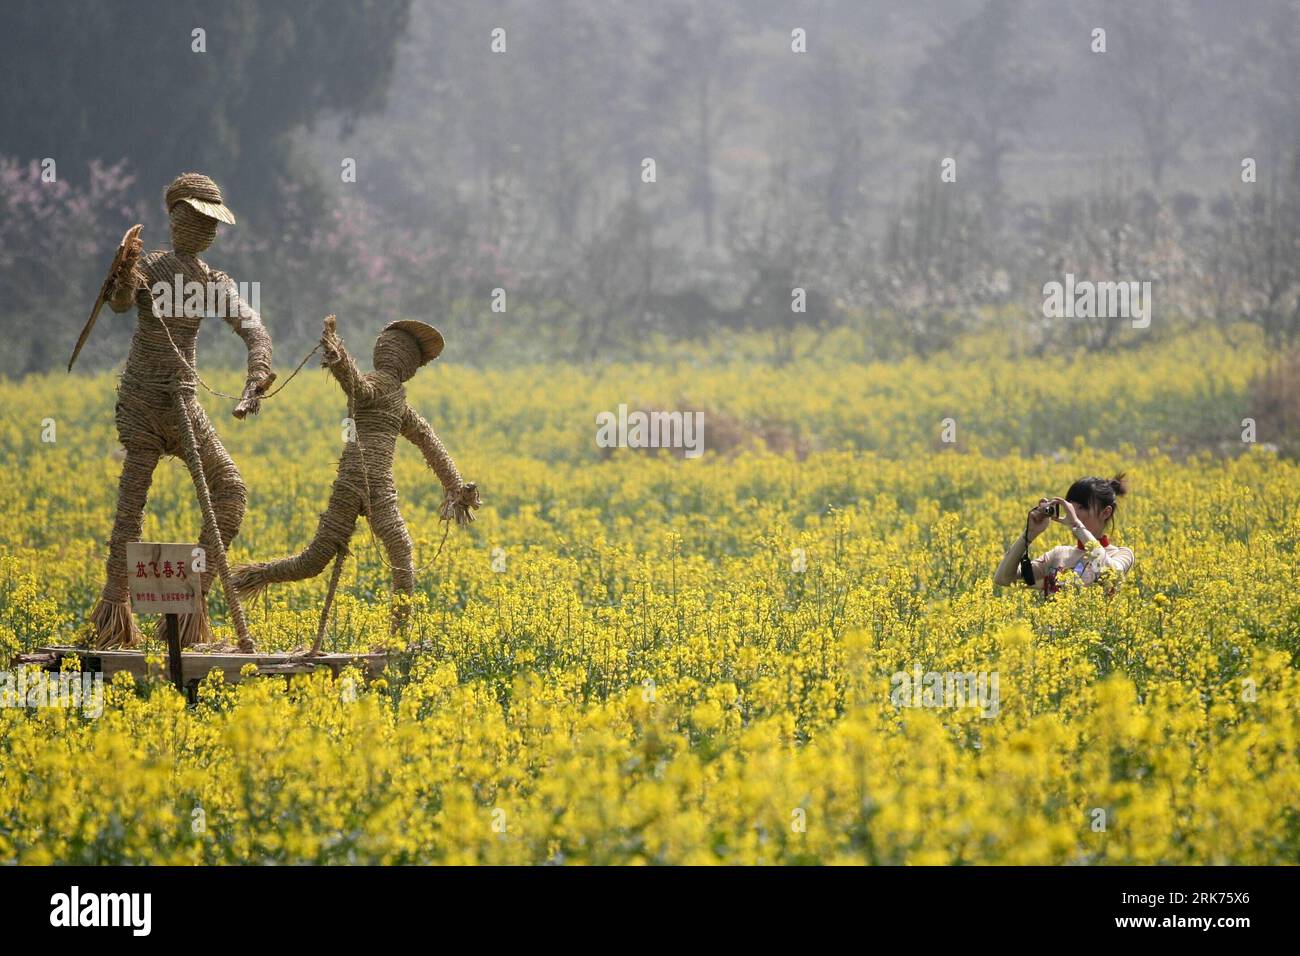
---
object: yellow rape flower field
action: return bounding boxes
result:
[1,327,1297,865]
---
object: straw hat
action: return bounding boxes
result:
[164,172,237,225]
[383,320,445,365]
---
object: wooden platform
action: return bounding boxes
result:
[11,646,386,685]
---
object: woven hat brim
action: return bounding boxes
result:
[384,320,444,364]
[178,196,236,225]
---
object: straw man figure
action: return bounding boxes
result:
[88,173,274,651]
[232,314,479,637]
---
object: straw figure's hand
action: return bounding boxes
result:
[233,372,275,419]
[107,224,144,312]
[319,314,376,401]
[441,481,481,526]
[321,314,343,365]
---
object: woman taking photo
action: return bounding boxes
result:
[994,475,1135,593]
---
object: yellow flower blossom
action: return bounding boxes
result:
[0,335,1296,864]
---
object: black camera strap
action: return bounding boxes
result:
[1019,518,1036,587]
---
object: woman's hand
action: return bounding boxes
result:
[1026,498,1053,540]
[1049,496,1081,528]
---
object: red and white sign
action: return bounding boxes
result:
[125,542,199,614]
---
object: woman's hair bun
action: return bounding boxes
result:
[1109,473,1128,496]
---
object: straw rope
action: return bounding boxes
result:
[153,307,319,403]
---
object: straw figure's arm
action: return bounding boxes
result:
[320,314,378,404]
[400,406,480,525]
[210,268,274,418]
[106,230,145,313]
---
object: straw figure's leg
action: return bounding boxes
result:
[174,394,255,652]
[195,405,248,561]
[89,444,161,648]
[368,494,415,636]
[231,479,361,600]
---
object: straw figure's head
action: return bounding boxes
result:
[164,173,236,255]
[374,320,444,382]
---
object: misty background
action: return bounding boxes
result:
[2,0,1299,392]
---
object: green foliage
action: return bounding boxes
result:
[0,0,411,218]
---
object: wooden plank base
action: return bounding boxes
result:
[11,646,387,685]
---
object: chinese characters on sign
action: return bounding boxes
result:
[125,542,199,614]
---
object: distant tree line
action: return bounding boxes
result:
[4,0,1300,375]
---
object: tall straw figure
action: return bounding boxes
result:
[88,173,274,651]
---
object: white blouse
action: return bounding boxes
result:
[1032,533,1134,590]
[995,524,1135,591]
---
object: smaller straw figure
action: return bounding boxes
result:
[232,315,479,639]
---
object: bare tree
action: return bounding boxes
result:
[787,41,878,227]
[864,176,1001,358]
[909,0,1053,197]
[1208,161,1300,348]
[1105,1,1210,189]
[726,162,840,364]
[648,1,741,247]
